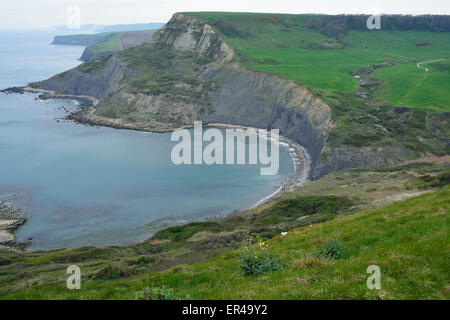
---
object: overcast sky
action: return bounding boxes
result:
[1,0,449,30]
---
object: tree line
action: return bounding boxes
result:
[303,15,450,38]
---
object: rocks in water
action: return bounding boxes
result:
[0,219,25,231]
[0,201,24,219]
[0,201,27,247]
[0,86,25,94]
[0,230,15,244]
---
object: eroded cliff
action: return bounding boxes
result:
[36,13,333,176]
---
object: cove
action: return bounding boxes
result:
[0,92,295,249]
[0,30,295,250]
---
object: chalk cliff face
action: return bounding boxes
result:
[40,13,414,179]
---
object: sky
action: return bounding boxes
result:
[1,0,449,30]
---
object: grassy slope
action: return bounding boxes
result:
[185,12,450,112]
[55,32,124,60]
[83,32,123,56]
[3,185,448,299]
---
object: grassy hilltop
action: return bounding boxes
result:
[185,12,450,112]
[53,32,122,54]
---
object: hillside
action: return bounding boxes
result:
[34,13,450,179]
[1,168,448,299]
[79,32,123,61]
[80,30,158,61]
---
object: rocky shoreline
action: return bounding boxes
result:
[1,86,99,106]
[0,201,27,251]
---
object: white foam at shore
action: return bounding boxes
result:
[249,185,284,209]
[244,133,311,209]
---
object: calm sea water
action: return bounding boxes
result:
[0,31,294,249]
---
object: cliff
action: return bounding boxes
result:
[39,56,127,98]
[35,13,423,179]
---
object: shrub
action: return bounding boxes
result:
[95,264,134,279]
[126,255,155,266]
[238,241,282,276]
[77,56,109,73]
[239,250,264,276]
[256,195,352,226]
[415,171,450,189]
[135,286,189,300]
[153,221,222,242]
[323,240,345,259]
[313,240,345,260]
[0,255,13,266]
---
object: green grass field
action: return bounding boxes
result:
[373,62,450,112]
[185,12,450,112]
[2,185,448,299]
[241,47,382,95]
